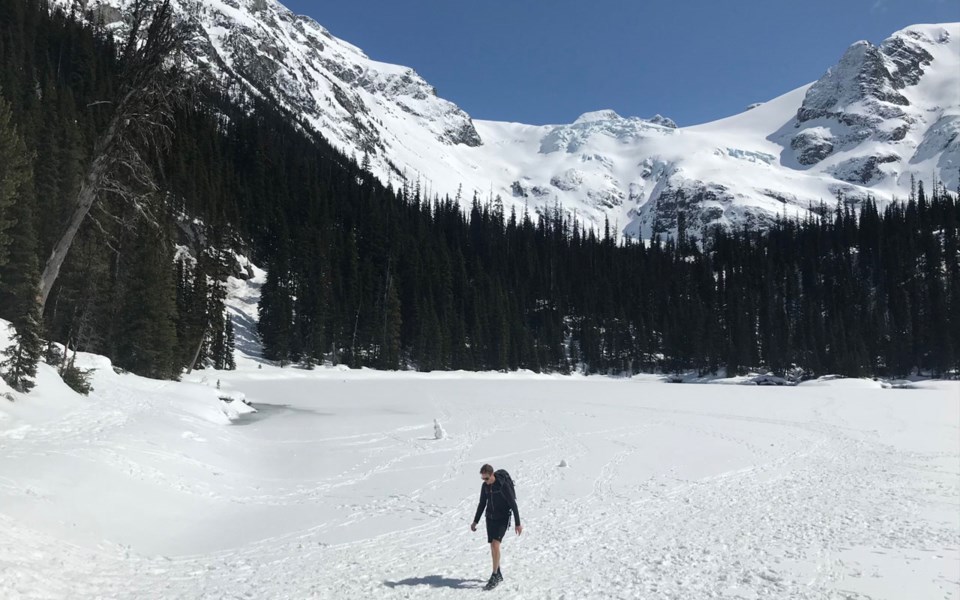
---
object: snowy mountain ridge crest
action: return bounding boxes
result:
[59,0,959,239]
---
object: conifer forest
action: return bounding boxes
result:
[0,0,957,394]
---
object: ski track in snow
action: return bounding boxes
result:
[0,366,957,600]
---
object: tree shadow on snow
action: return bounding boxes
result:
[383,575,485,590]
[228,308,264,360]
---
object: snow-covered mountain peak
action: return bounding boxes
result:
[574,109,623,124]
[795,27,937,125]
[539,111,678,156]
[781,22,958,188]
[571,109,677,129]
[648,114,679,129]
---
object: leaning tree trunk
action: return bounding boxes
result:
[35,0,183,315]
[184,321,207,375]
[37,153,111,310]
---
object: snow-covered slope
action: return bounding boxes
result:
[64,0,959,238]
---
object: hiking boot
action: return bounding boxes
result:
[483,574,500,590]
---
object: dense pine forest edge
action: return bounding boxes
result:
[0,0,958,395]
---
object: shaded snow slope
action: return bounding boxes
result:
[224,255,266,359]
[60,2,958,238]
[0,317,957,598]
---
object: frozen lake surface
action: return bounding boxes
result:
[0,354,957,599]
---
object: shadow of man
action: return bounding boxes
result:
[384,575,485,589]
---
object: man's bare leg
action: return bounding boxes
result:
[491,540,501,573]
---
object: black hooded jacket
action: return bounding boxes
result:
[473,476,521,525]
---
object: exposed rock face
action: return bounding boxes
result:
[789,29,939,166]
[648,114,678,129]
[913,115,960,170]
[633,179,777,239]
[791,130,835,166]
[551,169,585,192]
[832,155,899,185]
[796,41,909,125]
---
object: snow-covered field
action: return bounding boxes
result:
[0,338,957,599]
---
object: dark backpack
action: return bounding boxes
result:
[495,469,516,500]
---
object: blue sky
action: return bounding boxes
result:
[283,0,959,126]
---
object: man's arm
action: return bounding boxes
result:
[473,486,487,524]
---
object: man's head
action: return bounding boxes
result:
[480,464,494,483]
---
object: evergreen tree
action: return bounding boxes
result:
[380,271,402,369]
[224,317,236,370]
[113,218,180,379]
[0,90,29,275]
[0,88,41,393]
[258,256,293,366]
[1,301,42,392]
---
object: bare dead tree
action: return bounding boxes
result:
[37,0,188,312]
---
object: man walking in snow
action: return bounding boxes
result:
[470,464,522,590]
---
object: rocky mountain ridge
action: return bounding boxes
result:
[62,0,959,239]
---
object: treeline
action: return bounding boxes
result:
[249,168,959,378]
[0,0,957,392]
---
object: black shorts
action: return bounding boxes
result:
[486,518,509,543]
